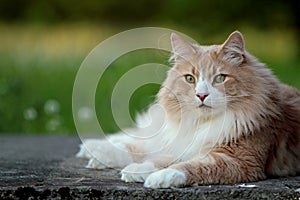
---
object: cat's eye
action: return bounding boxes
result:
[185,74,195,84]
[214,74,227,83]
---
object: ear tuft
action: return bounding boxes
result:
[170,33,196,63]
[224,31,245,52]
[218,31,245,66]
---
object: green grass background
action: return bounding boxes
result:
[0,23,299,134]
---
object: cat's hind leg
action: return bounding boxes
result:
[77,137,134,169]
[76,139,103,159]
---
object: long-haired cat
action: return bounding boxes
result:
[77,31,300,188]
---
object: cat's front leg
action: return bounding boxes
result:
[144,150,266,188]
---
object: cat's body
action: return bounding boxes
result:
[77,31,300,188]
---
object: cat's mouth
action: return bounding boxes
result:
[198,104,212,109]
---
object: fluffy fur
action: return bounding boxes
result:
[77,31,300,188]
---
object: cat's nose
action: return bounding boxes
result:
[196,93,209,102]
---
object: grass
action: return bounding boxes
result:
[0,23,299,134]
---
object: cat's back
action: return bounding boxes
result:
[279,84,300,127]
[265,83,300,177]
[280,84,300,104]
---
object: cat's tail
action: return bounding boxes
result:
[134,103,167,138]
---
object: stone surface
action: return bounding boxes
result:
[0,135,300,199]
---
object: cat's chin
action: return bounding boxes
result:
[197,104,214,116]
[197,104,213,111]
[196,104,224,119]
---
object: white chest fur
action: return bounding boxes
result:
[142,111,235,162]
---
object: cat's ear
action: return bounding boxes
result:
[218,31,245,66]
[170,33,196,63]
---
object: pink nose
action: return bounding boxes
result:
[196,93,209,102]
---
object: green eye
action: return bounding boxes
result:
[185,74,195,84]
[214,74,227,83]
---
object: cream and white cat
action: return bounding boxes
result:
[77,31,300,188]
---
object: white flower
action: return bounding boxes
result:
[77,107,93,121]
[44,99,60,115]
[23,107,38,121]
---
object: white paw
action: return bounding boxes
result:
[121,162,157,183]
[144,168,187,188]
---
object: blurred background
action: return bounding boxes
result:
[0,0,299,134]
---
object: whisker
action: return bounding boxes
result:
[225,94,251,98]
[166,101,196,107]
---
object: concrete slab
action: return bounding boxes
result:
[0,135,300,199]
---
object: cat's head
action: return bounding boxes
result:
[158,31,279,128]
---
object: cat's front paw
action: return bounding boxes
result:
[144,168,187,188]
[121,162,157,183]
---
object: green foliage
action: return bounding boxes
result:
[0,20,299,134]
[0,0,299,134]
[0,55,78,133]
[95,49,169,133]
[0,0,296,31]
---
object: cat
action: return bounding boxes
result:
[76,31,300,188]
